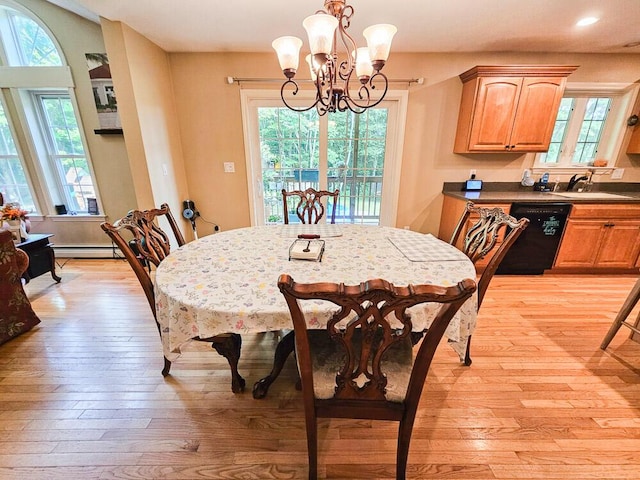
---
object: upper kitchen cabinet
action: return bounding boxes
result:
[454,65,578,154]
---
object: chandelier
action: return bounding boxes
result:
[272,0,397,115]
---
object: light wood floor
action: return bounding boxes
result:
[1,259,639,479]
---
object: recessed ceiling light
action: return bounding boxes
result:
[576,17,599,27]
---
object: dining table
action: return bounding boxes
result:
[154,224,477,397]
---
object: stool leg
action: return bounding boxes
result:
[629,310,640,342]
[601,279,640,350]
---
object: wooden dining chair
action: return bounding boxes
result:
[100,203,245,393]
[281,188,339,224]
[449,201,529,365]
[278,273,477,480]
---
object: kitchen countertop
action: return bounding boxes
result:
[443,182,640,204]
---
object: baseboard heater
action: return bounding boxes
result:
[52,244,122,258]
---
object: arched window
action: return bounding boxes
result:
[0,1,98,215]
[0,6,63,66]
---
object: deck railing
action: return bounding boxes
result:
[264,175,383,224]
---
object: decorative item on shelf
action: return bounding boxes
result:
[272,0,396,115]
[87,197,99,215]
[593,159,609,167]
[0,204,29,242]
[55,204,68,215]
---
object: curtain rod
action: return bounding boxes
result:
[226,76,424,86]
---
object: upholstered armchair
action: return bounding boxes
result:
[0,229,41,345]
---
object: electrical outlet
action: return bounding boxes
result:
[223,162,235,173]
[611,168,624,180]
[469,169,476,177]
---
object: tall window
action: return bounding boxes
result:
[37,93,94,211]
[0,99,35,210]
[0,2,97,214]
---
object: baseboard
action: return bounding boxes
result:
[53,244,122,258]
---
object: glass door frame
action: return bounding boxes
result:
[240,89,408,226]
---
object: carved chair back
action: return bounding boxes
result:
[449,201,529,307]
[278,273,476,480]
[281,188,339,224]
[100,203,184,317]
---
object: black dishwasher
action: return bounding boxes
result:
[496,203,571,275]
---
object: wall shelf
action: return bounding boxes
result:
[94,128,123,135]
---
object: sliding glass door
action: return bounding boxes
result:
[241,90,407,226]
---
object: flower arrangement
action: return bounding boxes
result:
[1,204,29,221]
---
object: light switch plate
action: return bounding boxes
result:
[223,162,235,173]
[611,168,624,180]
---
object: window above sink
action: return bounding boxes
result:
[532,82,639,172]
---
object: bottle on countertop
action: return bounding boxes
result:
[533,171,551,192]
[540,172,550,184]
[553,177,560,192]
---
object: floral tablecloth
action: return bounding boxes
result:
[154,225,477,361]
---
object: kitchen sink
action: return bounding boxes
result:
[550,191,632,200]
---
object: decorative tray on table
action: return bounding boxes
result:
[289,238,325,262]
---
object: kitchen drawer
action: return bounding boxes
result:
[569,204,640,219]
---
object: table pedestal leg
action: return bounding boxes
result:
[209,333,246,393]
[253,330,295,399]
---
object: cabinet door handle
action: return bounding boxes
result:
[604,222,615,227]
[504,145,510,150]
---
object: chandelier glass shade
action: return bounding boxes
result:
[272,0,397,115]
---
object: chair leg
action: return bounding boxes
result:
[210,333,246,393]
[161,356,172,376]
[252,330,296,399]
[463,335,472,366]
[306,416,318,480]
[396,417,414,480]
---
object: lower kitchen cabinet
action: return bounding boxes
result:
[554,204,640,269]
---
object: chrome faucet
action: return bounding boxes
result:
[566,173,589,191]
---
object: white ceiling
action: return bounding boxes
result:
[47,0,640,54]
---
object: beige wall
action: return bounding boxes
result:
[101,20,193,242]
[170,53,256,233]
[166,51,640,235]
[12,0,136,247]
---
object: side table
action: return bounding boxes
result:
[16,233,61,284]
